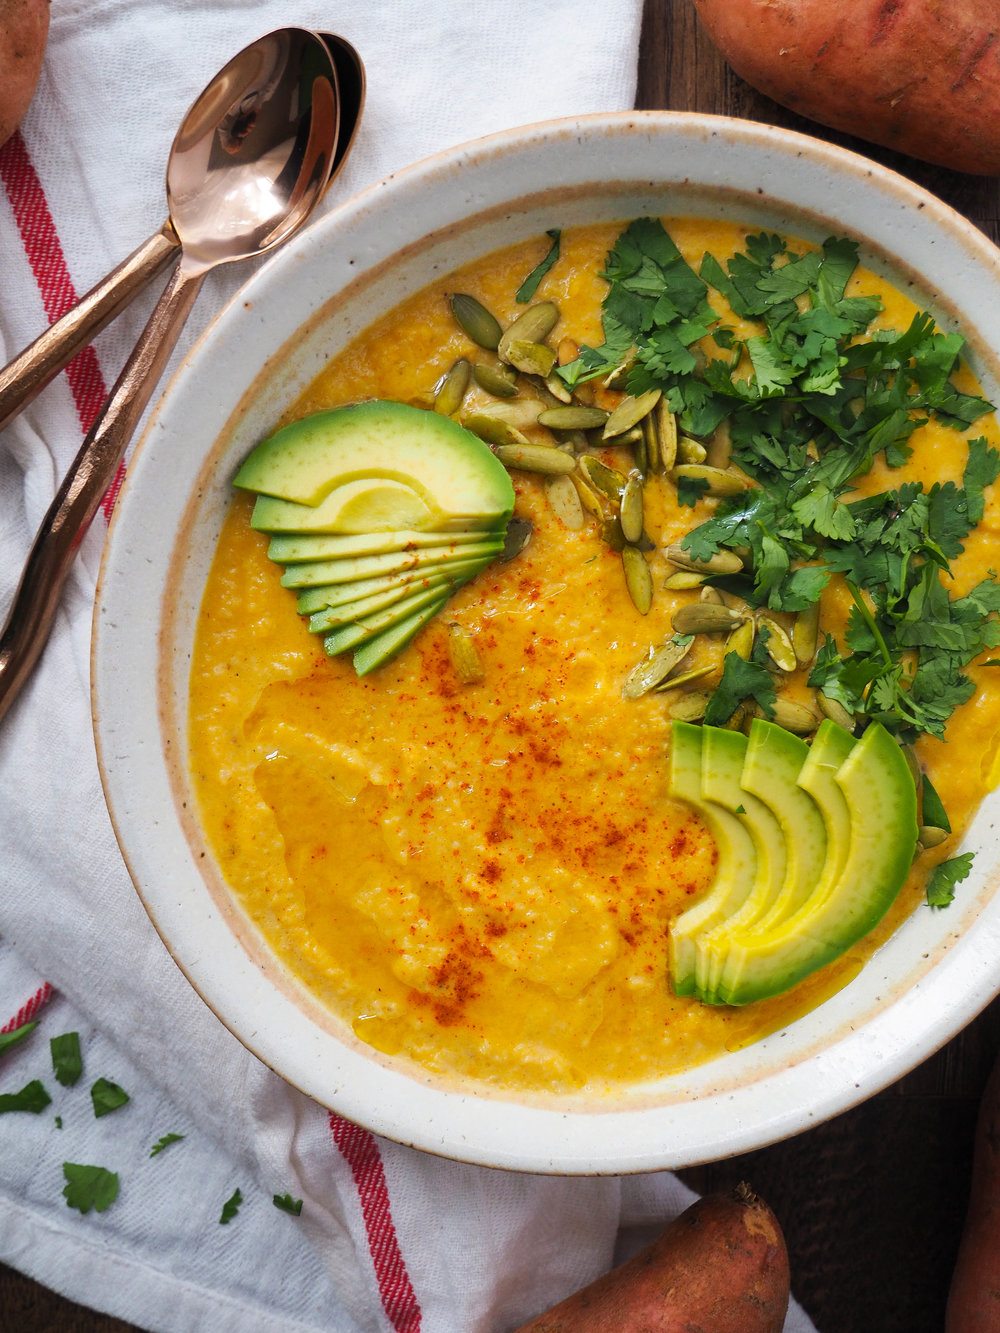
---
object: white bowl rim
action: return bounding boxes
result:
[93,109,1000,1174]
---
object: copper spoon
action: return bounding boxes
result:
[0,27,339,722]
[0,30,364,435]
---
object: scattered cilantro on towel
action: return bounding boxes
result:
[63,1163,120,1214]
[149,1132,185,1158]
[51,1032,83,1086]
[220,1188,243,1224]
[0,1079,51,1114]
[90,1078,130,1118]
[273,1193,303,1216]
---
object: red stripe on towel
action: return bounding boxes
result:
[329,1114,422,1332]
[0,130,123,520]
[1,981,53,1033]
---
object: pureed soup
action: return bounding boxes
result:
[189,219,1000,1096]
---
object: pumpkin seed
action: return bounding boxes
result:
[537,405,609,431]
[476,399,539,428]
[447,623,484,684]
[633,428,648,475]
[705,421,732,469]
[671,464,751,497]
[545,473,584,529]
[622,546,653,614]
[770,697,820,734]
[505,339,556,377]
[557,337,579,366]
[579,455,625,502]
[793,600,821,667]
[463,413,530,448]
[601,514,627,552]
[724,704,747,732]
[665,544,744,576]
[668,692,711,722]
[615,425,646,447]
[620,471,645,544]
[655,400,678,472]
[758,616,797,672]
[572,472,605,520]
[495,443,576,475]
[818,692,856,731]
[434,358,471,416]
[603,346,637,389]
[622,635,694,699]
[901,745,922,796]
[449,293,502,350]
[664,571,706,591]
[499,517,533,563]
[918,825,950,850]
[677,435,708,464]
[654,664,718,693]
[642,414,660,473]
[472,362,518,398]
[700,585,724,604]
[543,372,572,403]
[672,603,743,635]
[603,389,662,440]
[726,619,755,661]
[497,301,559,362]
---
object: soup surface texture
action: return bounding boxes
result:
[188,220,1000,1096]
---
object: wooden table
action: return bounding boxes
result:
[5,2,1000,1328]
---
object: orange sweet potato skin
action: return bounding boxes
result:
[0,0,49,148]
[515,1185,790,1333]
[947,1052,1000,1331]
[691,0,1000,176]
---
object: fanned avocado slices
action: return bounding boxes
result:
[234,401,514,673]
[667,719,919,1007]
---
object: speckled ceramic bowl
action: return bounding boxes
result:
[93,112,1000,1173]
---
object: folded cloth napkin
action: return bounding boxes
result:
[0,3,818,1330]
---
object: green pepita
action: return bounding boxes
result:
[447,623,485,684]
[818,692,856,731]
[672,603,743,635]
[537,405,609,431]
[642,413,660,474]
[758,616,797,672]
[472,362,518,398]
[622,546,653,614]
[700,585,724,604]
[664,571,706,591]
[770,697,820,734]
[543,372,572,404]
[498,517,533,563]
[545,473,584,529]
[572,472,606,521]
[449,293,502,350]
[579,455,626,502]
[495,443,576,474]
[725,619,755,661]
[497,302,559,362]
[603,389,662,440]
[705,421,733,470]
[655,400,678,473]
[676,435,707,464]
[667,692,711,722]
[654,664,718,693]
[793,600,821,667]
[620,471,645,544]
[622,635,693,700]
[918,825,950,850]
[462,413,530,448]
[671,465,751,498]
[505,339,556,377]
[433,359,471,416]
[665,544,744,576]
[602,346,637,390]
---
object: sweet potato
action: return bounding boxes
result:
[0,0,49,148]
[515,1183,790,1333]
[946,1050,1000,1331]
[691,0,1000,176]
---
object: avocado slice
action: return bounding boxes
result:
[306,565,480,633]
[322,582,451,656]
[234,401,515,528]
[716,722,917,1006]
[667,723,758,997]
[294,557,490,617]
[256,478,440,534]
[278,539,503,588]
[269,526,502,564]
[352,595,449,677]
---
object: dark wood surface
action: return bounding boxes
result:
[4,1,1000,1328]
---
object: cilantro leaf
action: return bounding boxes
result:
[926,852,975,908]
[0,1079,51,1114]
[150,1133,185,1158]
[704,652,777,726]
[920,773,951,833]
[51,1032,82,1087]
[63,1163,120,1215]
[91,1078,129,1119]
[220,1188,243,1225]
[676,475,709,507]
[515,229,560,303]
[964,436,1000,525]
[0,1021,37,1059]
[273,1193,303,1216]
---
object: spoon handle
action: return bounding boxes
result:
[0,223,179,435]
[0,260,207,723]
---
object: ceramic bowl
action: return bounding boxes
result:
[93,112,1000,1173]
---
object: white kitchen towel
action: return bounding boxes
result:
[0,3,817,1330]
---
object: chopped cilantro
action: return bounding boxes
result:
[704,653,776,727]
[926,852,975,908]
[220,1188,243,1225]
[920,773,951,833]
[90,1078,129,1119]
[50,1032,82,1087]
[515,229,561,303]
[54,1116,63,1129]
[149,1133,185,1158]
[273,1192,303,1216]
[676,475,710,507]
[0,1021,37,1059]
[0,1079,51,1114]
[63,1163,119,1215]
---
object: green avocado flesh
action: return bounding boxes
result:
[234,401,513,675]
[667,719,918,1007]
